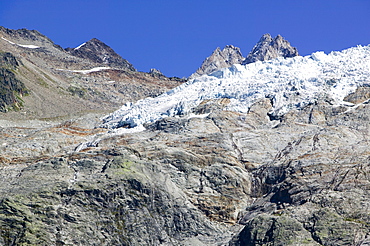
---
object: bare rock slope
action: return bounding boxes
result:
[65,38,136,71]
[0,85,369,245]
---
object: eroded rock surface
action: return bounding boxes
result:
[0,86,369,245]
[0,52,28,112]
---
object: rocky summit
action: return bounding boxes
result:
[191,34,298,79]
[190,45,244,79]
[0,26,370,246]
[65,38,136,71]
[242,34,299,65]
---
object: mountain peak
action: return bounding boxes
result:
[259,33,273,41]
[189,45,244,79]
[190,34,298,79]
[242,34,299,64]
[65,38,136,71]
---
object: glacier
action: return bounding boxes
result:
[101,45,370,130]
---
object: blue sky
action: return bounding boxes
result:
[1,0,370,77]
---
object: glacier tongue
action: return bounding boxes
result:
[101,45,370,130]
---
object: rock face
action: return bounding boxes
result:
[0,52,28,112]
[66,38,136,71]
[1,87,370,245]
[190,45,244,79]
[242,34,299,65]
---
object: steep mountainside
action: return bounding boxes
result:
[0,26,185,120]
[0,27,369,245]
[0,52,28,112]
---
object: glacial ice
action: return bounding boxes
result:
[101,45,370,130]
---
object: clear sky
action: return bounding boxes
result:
[1,0,370,77]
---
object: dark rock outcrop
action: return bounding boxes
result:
[242,34,299,65]
[66,38,136,71]
[0,52,28,112]
[343,85,370,104]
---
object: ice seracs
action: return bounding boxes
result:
[101,45,370,131]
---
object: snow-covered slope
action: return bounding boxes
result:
[101,45,370,130]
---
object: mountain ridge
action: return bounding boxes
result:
[0,26,185,120]
[190,34,299,78]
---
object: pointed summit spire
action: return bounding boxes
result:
[190,45,244,79]
[242,34,299,65]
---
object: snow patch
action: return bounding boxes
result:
[1,37,40,49]
[75,42,86,50]
[57,67,111,74]
[185,113,210,119]
[18,44,40,49]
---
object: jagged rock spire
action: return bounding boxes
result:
[242,34,299,65]
[190,34,298,79]
[190,45,244,79]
